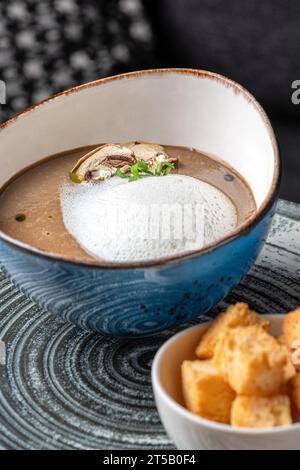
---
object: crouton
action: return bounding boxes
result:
[231,395,292,428]
[283,309,300,371]
[182,360,235,424]
[282,346,296,383]
[213,326,287,396]
[276,335,285,345]
[288,373,300,418]
[275,339,296,384]
[283,308,300,348]
[195,303,270,359]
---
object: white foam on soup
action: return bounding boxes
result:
[60,175,237,262]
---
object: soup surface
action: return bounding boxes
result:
[0,144,256,263]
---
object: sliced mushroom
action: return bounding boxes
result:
[84,165,114,182]
[151,152,178,169]
[70,141,178,183]
[125,141,165,161]
[125,141,177,172]
[71,144,136,183]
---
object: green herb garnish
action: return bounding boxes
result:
[115,169,128,179]
[15,213,26,222]
[116,161,175,182]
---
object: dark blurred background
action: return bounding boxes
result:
[0,0,299,201]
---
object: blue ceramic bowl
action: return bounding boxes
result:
[0,69,280,336]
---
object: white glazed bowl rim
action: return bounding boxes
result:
[0,68,281,270]
[152,314,300,436]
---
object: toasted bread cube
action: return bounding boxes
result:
[283,309,300,371]
[283,347,296,383]
[283,308,300,348]
[284,360,297,383]
[275,339,296,384]
[288,373,300,418]
[231,396,292,428]
[195,303,270,359]
[213,326,287,395]
[182,360,235,424]
[276,335,286,345]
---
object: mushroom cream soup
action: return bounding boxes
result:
[0,144,256,263]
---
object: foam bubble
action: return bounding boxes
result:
[60,175,237,262]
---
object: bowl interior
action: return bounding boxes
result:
[0,70,278,210]
[156,314,283,410]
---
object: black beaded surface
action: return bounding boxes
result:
[0,0,156,124]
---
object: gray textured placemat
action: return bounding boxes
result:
[0,200,299,450]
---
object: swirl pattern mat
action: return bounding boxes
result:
[0,200,299,450]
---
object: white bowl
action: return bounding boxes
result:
[152,314,300,450]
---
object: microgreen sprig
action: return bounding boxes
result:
[116,161,175,182]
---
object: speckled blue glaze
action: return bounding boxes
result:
[0,69,281,337]
[0,204,276,337]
